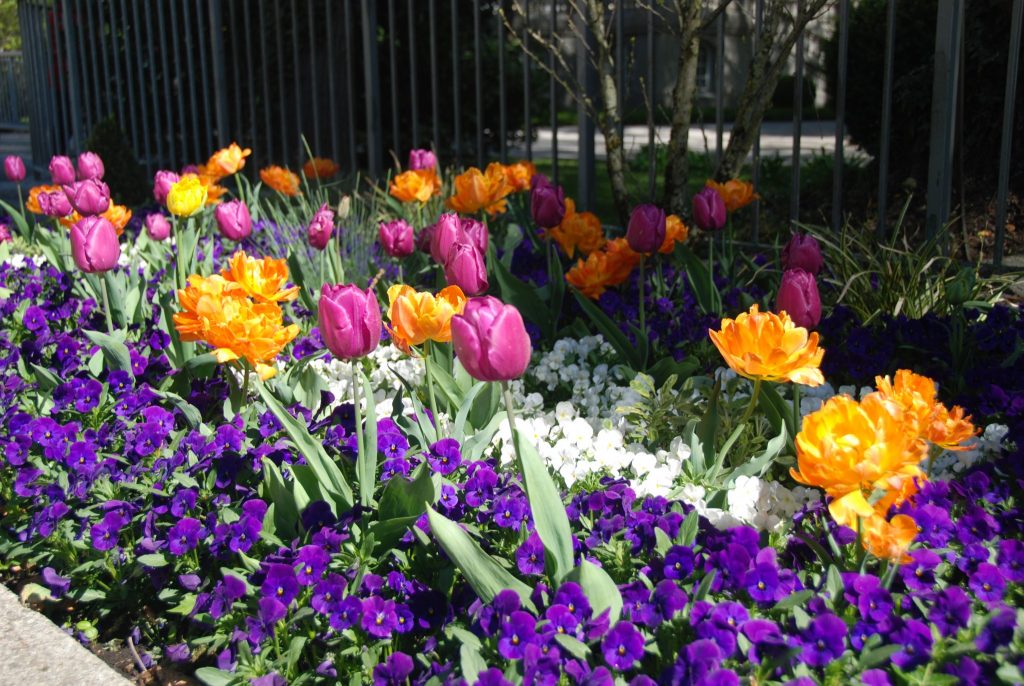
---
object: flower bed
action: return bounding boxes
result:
[0,146,1022,685]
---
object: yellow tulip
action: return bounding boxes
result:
[386,284,467,348]
[166,174,208,217]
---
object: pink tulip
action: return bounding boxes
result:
[626,204,667,254]
[451,296,532,382]
[415,224,436,255]
[776,269,822,330]
[63,180,110,216]
[38,190,73,217]
[379,219,415,258]
[70,216,120,273]
[76,151,105,180]
[318,283,382,360]
[307,203,335,251]
[444,241,489,296]
[460,216,489,254]
[430,213,465,265]
[4,155,25,182]
[408,148,437,171]
[214,200,252,241]
[153,170,180,204]
[49,155,76,185]
[0,224,11,243]
[781,233,824,276]
[145,213,171,241]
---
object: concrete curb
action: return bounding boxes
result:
[0,584,133,685]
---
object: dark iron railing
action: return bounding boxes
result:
[0,51,28,130]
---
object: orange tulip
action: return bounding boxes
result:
[447,163,512,216]
[603,238,642,286]
[303,157,341,180]
[705,179,757,213]
[260,165,302,196]
[502,160,537,192]
[220,250,299,304]
[861,510,918,564]
[873,369,977,451]
[389,168,442,204]
[565,251,614,300]
[659,214,690,254]
[26,184,60,215]
[206,143,252,177]
[386,284,467,348]
[709,304,825,386]
[549,198,606,258]
[101,204,132,235]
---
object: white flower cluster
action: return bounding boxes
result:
[3,253,47,269]
[672,477,821,531]
[310,344,424,417]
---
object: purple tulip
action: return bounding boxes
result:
[307,203,335,251]
[63,179,111,216]
[214,200,252,241]
[444,241,489,296]
[626,204,667,254]
[76,151,105,181]
[49,155,76,185]
[38,190,73,218]
[430,213,466,265]
[530,174,566,229]
[4,155,25,182]
[408,148,437,171]
[692,187,727,231]
[379,219,415,258]
[145,213,171,241]
[776,269,821,329]
[415,224,436,255]
[318,283,382,360]
[450,296,532,382]
[70,216,120,273]
[781,233,824,275]
[153,170,180,204]
[460,216,489,254]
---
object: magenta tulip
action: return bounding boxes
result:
[4,155,25,182]
[76,151,105,180]
[451,296,532,382]
[307,203,335,250]
[70,216,120,273]
[460,216,489,254]
[626,204,667,254]
[379,219,415,258]
[145,213,171,241]
[153,170,180,204]
[692,187,727,231]
[214,200,252,241]
[0,224,11,243]
[781,233,824,276]
[318,283,382,360]
[430,213,466,265]
[49,155,76,185]
[415,224,436,255]
[38,190,73,218]
[776,269,822,329]
[444,241,489,296]
[408,148,437,171]
[530,174,566,229]
[63,180,110,216]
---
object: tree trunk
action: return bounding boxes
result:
[662,1,704,216]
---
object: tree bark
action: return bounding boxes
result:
[662,0,704,216]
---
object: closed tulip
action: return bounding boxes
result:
[430,213,466,265]
[153,170,180,204]
[63,179,110,216]
[0,224,10,243]
[450,296,532,382]
[318,283,382,360]
[307,203,335,250]
[408,148,438,171]
[530,174,566,229]
[49,155,76,185]
[38,190,73,217]
[460,217,489,254]
[416,224,436,254]
[145,213,171,241]
[70,216,120,273]
[214,200,252,241]
[444,241,489,296]
[781,233,824,276]
[626,204,667,254]
[4,155,25,182]
[776,269,822,329]
[167,174,208,217]
[76,151,105,180]
[379,219,415,258]
[692,187,727,231]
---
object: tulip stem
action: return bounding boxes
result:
[738,378,763,427]
[351,360,365,465]
[422,341,442,438]
[638,255,647,365]
[100,274,114,335]
[241,362,251,401]
[501,381,525,476]
[707,236,714,312]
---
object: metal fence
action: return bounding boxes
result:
[14,0,1024,266]
[0,51,28,130]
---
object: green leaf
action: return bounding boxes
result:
[730,424,787,481]
[378,462,439,520]
[29,363,61,391]
[565,560,623,624]
[287,249,319,312]
[425,506,534,609]
[82,330,134,377]
[494,254,554,338]
[462,410,506,463]
[459,643,488,685]
[572,290,641,370]
[136,553,169,568]
[262,458,300,539]
[357,370,378,507]
[772,589,814,611]
[149,388,203,429]
[693,569,716,602]
[512,428,575,582]
[647,356,699,387]
[554,634,590,660]
[678,510,700,547]
[758,382,796,450]
[825,564,844,606]
[194,667,241,686]
[678,245,722,314]
[452,381,489,440]
[0,199,30,238]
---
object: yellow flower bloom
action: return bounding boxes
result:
[705,179,758,213]
[709,304,825,386]
[446,163,512,216]
[220,250,299,304]
[386,284,467,348]
[389,168,441,204]
[260,166,302,196]
[206,142,252,177]
[873,369,977,451]
[166,174,208,217]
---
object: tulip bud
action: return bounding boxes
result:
[379,219,415,258]
[530,174,566,229]
[444,241,489,296]
[153,170,180,204]
[4,155,25,182]
[416,224,436,255]
[460,217,489,255]
[780,233,824,276]
[692,187,727,231]
[408,148,438,171]
[0,224,11,243]
[76,151,105,180]
[70,216,120,273]
[49,155,76,185]
[38,190,73,217]
[166,174,207,217]
[451,296,532,382]
[307,203,335,251]
[626,204,667,254]
[63,180,111,216]
[214,200,252,241]
[145,213,171,241]
[336,195,351,220]
[430,213,466,265]
[318,283,382,360]
[776,269,821,330]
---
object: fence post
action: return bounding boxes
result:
[209,0,230,147]
[362,0,384,178]
[576,8,596,213]
[877,0,897,238]
[832,0,849,232]
[924,0,964,241]
[994,0,1023,269]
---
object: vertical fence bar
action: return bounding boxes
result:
[309,1,322,154]
[715,12,724,167]
[409,0,420,150]
[498,2,507,163]
[429,0,440,150]
[925,0,964,240]
[144,1,165,167]
[157,2,177,167]
[832,0,849,231]
[326,0,340,164]
[550,0,558,184]
[62,0,84,148]
[229,0,243,142]
[389,0,400,157]
[108,1,128,145]
[95,0,113,123]
[994,0,1023,268]
[72,0,94,138]
[524,0,532,160]
[274,1,290,165]
[648,7,656,200]
[362,0,384,178]
[170,0,192,163]
[577,12,596,211]
[53,1,72,155]
[258,0,275,163]
[751,0,764,243]
[877,0,897,238]
[291,0,302,158]
[344,0,357,170]
[197,0,217,154]
[475,0,484,167]
[83,0,101,126]
[29,2,54,161]
[616,0,624,139]
[451,0,462,166]
[789,32,804,226]
[130,0,153,171]
[210,0,230,147]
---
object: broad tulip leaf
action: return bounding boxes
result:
[83,330,134,377]
[572,290,642,370]
[493,254,553,338]
[513,428,575,582]
[565,560,623,624]
[357,370,378,507]
[678,245,722,314]
[378,462,439,521]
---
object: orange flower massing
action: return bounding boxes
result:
[659,214,689,254]
[303,157,341,180]
[206,143,252,177]
[260,165,302,197]
[708,304,825,386]
[565,252,613,300]
[386,284,467,350]
[220,251,300,304]
[390,169,442,205]
[549,198,606,258]
[502,160,537,192]
[26,184,60,215]
[706,179,758,213]
[447,163,512,216]
[874,369,977,451]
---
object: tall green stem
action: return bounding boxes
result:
[738,378,763,427]
[99,274,114,335]
[241,363,251,401]
[638,255,647,337]
[422,341,442,437]
[351,360,365,461]
[501,381,526,474]
[707,236,714,304]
